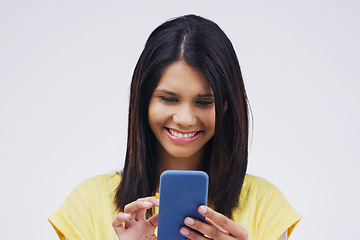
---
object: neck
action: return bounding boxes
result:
[156,144,203,184]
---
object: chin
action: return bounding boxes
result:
[166,147,202,159]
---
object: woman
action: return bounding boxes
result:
[49,14,301,240]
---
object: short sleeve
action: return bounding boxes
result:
[48,173,120,240]
[48,178,96,240]
[257,180,302,240]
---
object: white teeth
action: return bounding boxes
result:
[168,129,197,138]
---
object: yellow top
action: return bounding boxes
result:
[48,173,301,240]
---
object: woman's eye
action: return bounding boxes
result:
[160,96,178,103]
[196,100,214,106]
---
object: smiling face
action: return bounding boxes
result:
[148,61,215,167]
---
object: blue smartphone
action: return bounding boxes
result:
[157,170,209,240]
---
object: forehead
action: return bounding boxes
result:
[156,61,213,94]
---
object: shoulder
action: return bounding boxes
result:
[241,174,282,199]
[52,172,120,211]
[243,174,273,188]
[74,172,121,192]
[66,172,120,202]
[241,174,295,214]
[48,172,121,239]
[236,174,302,239]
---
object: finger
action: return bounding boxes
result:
[205,218,229,235]
[183,217,232,240]
[133,205,150,221]
[133,197,159,221]
[113,212,133,226]
[124,197,159,221]
[148,213,159,227]
[180,226,210,240]
[198,206,248,238]
[112,213,132,236]
[124,197,159,213]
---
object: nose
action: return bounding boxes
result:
[173,103,197,127]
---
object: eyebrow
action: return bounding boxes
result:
[154,89,177,96]
[154,89,214,98]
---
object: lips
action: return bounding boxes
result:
[165,128,201,143]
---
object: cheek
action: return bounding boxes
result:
[199,109,216,132]
[148,101,170,128]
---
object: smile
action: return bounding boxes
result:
[168,128,197,138]
[165,128,201,143]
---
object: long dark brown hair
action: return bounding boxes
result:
[115,14,249,219]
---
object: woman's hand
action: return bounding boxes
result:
[112,196,159,240]
[180,205,248,240]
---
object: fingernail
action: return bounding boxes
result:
[185,217,195,225]
[143,201,152,207]
[180,227,190,236]
[199,206,207,214]
[123,213,131,217]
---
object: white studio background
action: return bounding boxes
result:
[0,1,359,239]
